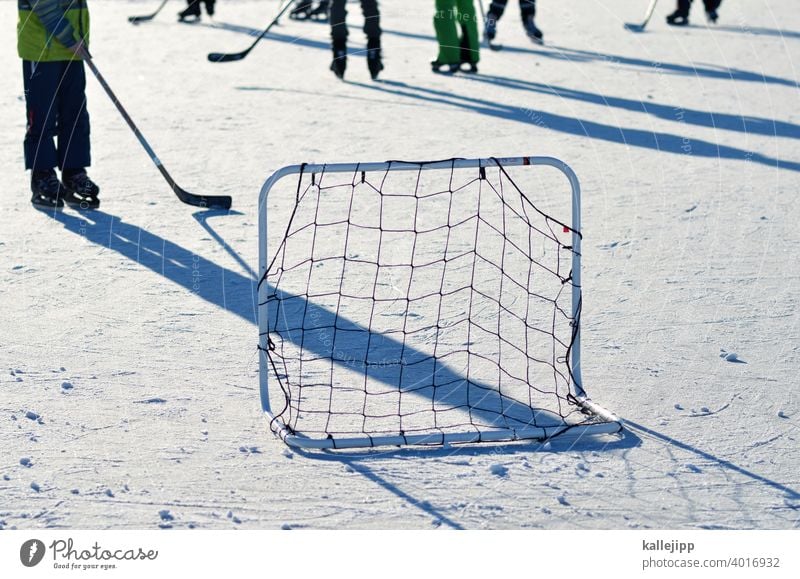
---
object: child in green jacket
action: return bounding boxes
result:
[19,0,99,209]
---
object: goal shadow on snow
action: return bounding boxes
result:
[41,209,800,523]
[42,207,619,444]
[346,79,800,173]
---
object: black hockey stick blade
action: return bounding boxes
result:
[174,185,232,210]
[207,50,249,63]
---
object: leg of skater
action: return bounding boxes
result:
[433,0,462,71]
[456,0,480,70]
[329,0,348,78]
[484,0,509,41]
[57,60,98,208]
[520,0,542,43]
[360,0,383,79]
[23,61,64,207]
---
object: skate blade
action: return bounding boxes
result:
[31,200,64,212]
[65,198,100,211]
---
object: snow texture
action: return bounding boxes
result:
[0,0,798,529]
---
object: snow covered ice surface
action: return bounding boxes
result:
[0,0,798,529]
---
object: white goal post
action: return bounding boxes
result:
[258,156,621,450]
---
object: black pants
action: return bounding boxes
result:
[488,0,536,21]
[23,60,91,172]
[676,0,722,16]
[184,0,215,16]
[330,0,381,44]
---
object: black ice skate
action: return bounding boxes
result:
[290,0,314,20]
[178,1,201,22]
[331,40,347,79]
[666,11,689,26]
[308,1,330,21]
[523,16,544,44]
[30,169,65,209]
[431,61,459,75]
[706,9,719,24]
[61,170,100,210]
[367,38,383,80]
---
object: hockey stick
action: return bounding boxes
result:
[79,48,232,210]
[476,0,486,22]
[128,0,171,24]
[207,0,295,62]
[624,0,659,32]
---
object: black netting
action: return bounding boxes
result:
[259,159,608,446]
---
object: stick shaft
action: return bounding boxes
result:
[642,0,659,26]
[82,53,180,191]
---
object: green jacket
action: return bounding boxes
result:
[18,0,90,62]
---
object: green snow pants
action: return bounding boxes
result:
[433,0,480,65]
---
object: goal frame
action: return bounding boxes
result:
[258,156,621,449]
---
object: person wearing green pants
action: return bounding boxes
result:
[432,0,480,73]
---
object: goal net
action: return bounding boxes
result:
[258,157,620,449]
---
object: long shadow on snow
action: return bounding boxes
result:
[458,73,800,140]
[347,79,800,173]
[380,28,799,89]
[711,25,800,41]
[625,420,800,500]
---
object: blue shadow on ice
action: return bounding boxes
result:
[350,79,800,173]
[381,28,799,89]
[712,25,800,41]
[459,74,800,141]
[625,420,800,500]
